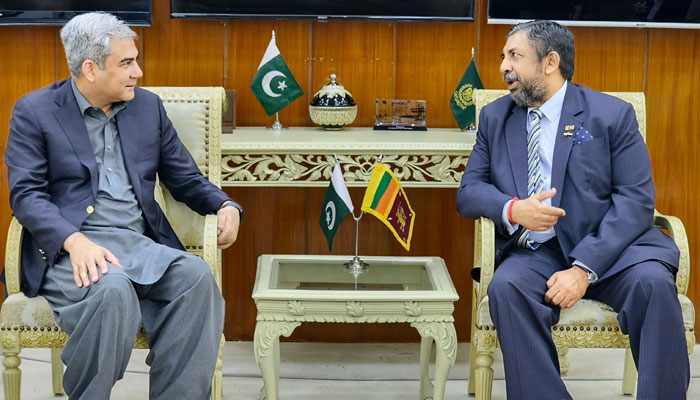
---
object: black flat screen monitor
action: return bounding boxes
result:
[488,0,700,29]
[0,1,152,26]
[170,0,475,23]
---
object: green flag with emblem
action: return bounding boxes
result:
[450,57,484,129]
[319,163,354,251]
[250,31,303,116]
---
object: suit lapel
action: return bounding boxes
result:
[115,106,143,201]
[53,82,99,194]
[550,83,583,208]
[504,106,529,199]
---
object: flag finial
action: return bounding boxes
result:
[272,30,276,38]
[471,47,475,60]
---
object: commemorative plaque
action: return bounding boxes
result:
[373,99,427,131]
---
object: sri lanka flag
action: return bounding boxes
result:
[361,163,415,251]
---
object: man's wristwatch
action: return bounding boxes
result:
[574,265,595,284]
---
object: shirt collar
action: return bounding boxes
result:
[70,78,128,118]
[528,80,567,122]
[70,78,93,116]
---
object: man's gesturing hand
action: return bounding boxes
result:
[217,203,241,249]
[63,232,122,288]
[510,188,566,231]
[545,266,589,308]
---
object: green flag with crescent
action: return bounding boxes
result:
[450,57,484,129]
[251,31,303,116]
[319,163,354,251]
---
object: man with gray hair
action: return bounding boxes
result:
[458,20,689,398]
[5,12,241,399]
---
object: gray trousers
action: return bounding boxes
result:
[40,254,225,400]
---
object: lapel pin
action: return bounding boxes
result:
[563,124,575,136]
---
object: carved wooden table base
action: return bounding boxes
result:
[252,254,460,400]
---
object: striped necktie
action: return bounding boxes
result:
[517,108,544,249]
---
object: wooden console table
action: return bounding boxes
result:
[220,127,475,187]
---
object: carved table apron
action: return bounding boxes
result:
[252,254,459,400]
[221,127,475,188]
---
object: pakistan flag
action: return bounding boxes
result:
[319,163,354,251]
[250,31,304,116]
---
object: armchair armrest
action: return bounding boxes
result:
[474,217,496,303]
[654,210,690,295]
[202,214,222,288]
[4,217,24,295]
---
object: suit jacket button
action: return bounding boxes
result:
[41,256,47,260]
[39,249,45,254]
[86,205,95,214]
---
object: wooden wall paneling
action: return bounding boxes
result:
[227,20,311,127]
[222,187,309,339]
[476,22,512,90]
[477,0,646,93]
[54,28,72,81]
[311,21,395,127]
[568,27,646,92]
[395,22,478,128]
[646,29,700,333]
[0,26,58,304]
[142,0,225,86]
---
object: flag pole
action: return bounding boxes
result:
[465,47,477,132]
[268,30,285,131]
[271,112,283,130]
[271,30,282,130]
[344,156,378,280]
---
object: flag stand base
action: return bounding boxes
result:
[270,119,285,130]
[344,212,368,287]
[344,256,368,275]
[268,112,287,131]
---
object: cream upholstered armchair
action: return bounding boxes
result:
[467,89,695,400]
[0,87,227,400]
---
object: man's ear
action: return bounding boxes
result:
[544,51,561,76]
[81,60,97,83]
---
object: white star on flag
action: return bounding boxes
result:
[277,80,287,91]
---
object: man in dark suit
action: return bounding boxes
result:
[457,20,688,399]
[5,12,241,399]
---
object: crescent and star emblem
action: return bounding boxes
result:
[324,201,336,230]
[262,70,288,98]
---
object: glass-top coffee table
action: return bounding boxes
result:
[252,254,459,400]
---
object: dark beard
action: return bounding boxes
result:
[503,72,547,108]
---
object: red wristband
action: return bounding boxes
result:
[507,197,519,224]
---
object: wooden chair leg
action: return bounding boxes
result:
[51,347,65,395]
[622,348,637,395]
[557,346,569,376]
[211,335,225,400]
[468,340,477,394]
[474,350,494,400]
[2,332,21,400]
